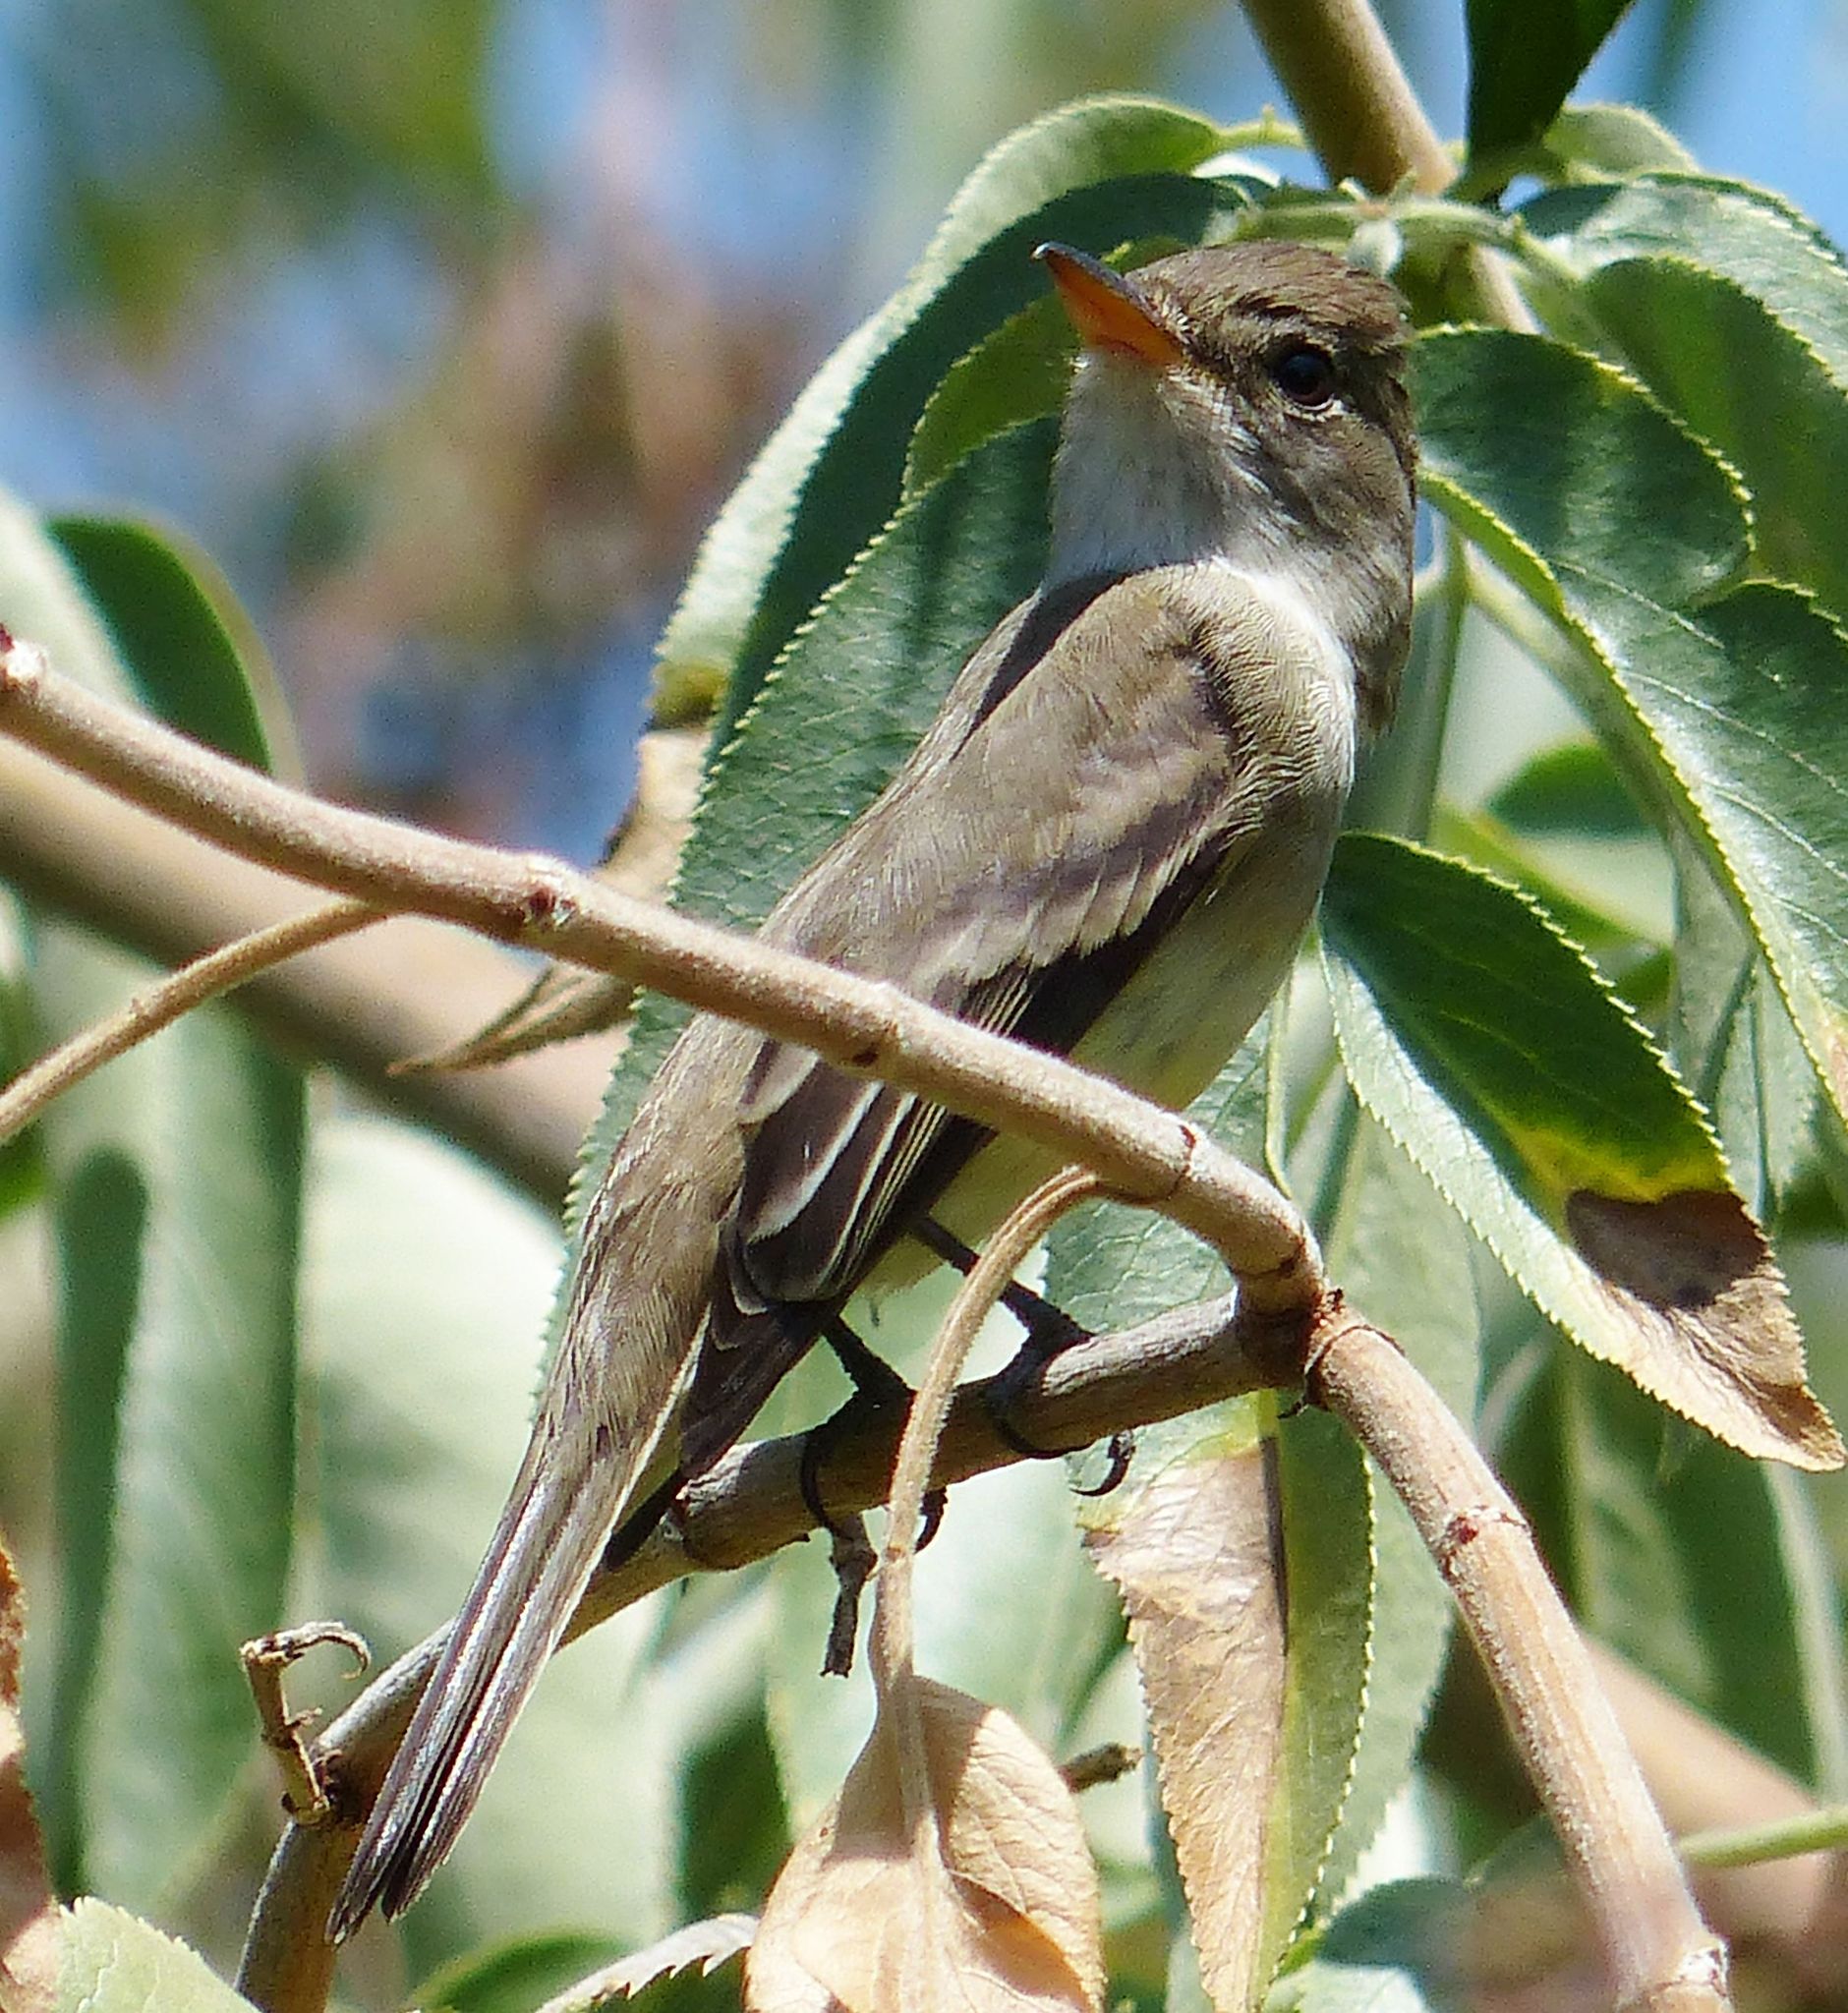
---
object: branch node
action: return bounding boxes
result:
[1432,1502,1530,1575]
[242,1624,372,1826]
[0,631,46,695]
[514,860,582,935]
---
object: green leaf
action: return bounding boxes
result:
[1523,174,1848,378]
[57,1898,255,2013]
[1540,103,1697,181]
[46,517,282,771]
[295,1116,677,1973]
[1486,741,1649,841]
[0,493,305,1909]
[577,418,1058,1204]
[1415,328,1848,1152]
[1668,840,1817,1218]
[653,94,1252,733]
[1321,834,1835,1468]
[1265,1877,1472,2012]
[1502,1347,1825,1781]
[408,1931,627,2013]
[1465,0,1633,159]
[1570,259,1848,621]
[1312,1121,1479,1907]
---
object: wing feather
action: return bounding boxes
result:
[722,564,1330,1313]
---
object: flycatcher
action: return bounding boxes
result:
[333,238,1416,1931]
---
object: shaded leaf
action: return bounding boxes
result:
[295,1116,676,1971]
[747,1678,1102,2012]
[1465,0,1632,158]
[1571,259,1848,621]
[46,517,286,772]
[0,1540,55,2013]
[579,418,1057,1193]
[1486,741,1649,841]
[1501,1348,1829,1783]
[1523,174,1848,376]
[1266,1876,1486,2012]
[1416,329,1848,1187]
[410,1932,628,2013]
[1311,1121,1479,1908]
[0,493,306,1906]
[54,1897,253,2013]
[1668,841,1816,1216]
[1322,834,1837,1469]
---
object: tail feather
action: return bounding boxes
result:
[329,1442,627,1935]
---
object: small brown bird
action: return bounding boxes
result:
[332,237,1415,1932]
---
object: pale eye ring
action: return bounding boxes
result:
[1270,342,1339,408]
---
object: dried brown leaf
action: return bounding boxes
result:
[1086,1441,1287,2013]
[0,1542,55,2013]
[746,1677,1103,2013]
[1566,1187,1843,1469]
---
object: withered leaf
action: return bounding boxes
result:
[1566,1186,1841,1469]
[1086,1425,1348,2013]
[746,1677,1103,2012]
[0,1540,55,2013]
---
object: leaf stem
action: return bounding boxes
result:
[0,898,381,1142]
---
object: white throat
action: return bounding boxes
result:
[1046,349,1280,583]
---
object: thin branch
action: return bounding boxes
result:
[0,899,382,1141]
[1309,1310,1730,2013]
[0,737,612,1202]
[1240,0,1535,329]
[0,634,1312,1296]
[872,1169,1103,1963]
[236,1290,1279,2007]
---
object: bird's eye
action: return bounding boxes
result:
[1270,342,1338,408]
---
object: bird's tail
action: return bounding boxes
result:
[328,1426,648,1935]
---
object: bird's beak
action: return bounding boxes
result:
[1036,243,1184,368]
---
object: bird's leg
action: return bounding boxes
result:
[910,1215,1126,1481]
[910,1215,1089,1357]
[801,1314,948,1549]
[799,1313,946,1678]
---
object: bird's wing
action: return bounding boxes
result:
[724,562,1333,1315]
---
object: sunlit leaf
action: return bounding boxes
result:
[1416,328,1848,1155]
[1539,103,1697,180]
[55,1898,253,2013]
[1322,834,1837,1469]
[747,1679,1103,2013]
